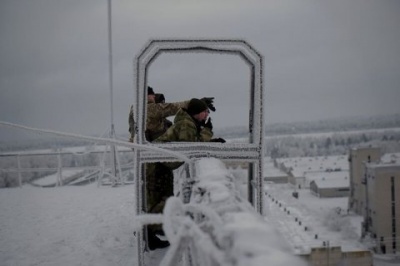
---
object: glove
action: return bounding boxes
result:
[203,118,213,130]
[210,138,226,143]
[201,97,216,112]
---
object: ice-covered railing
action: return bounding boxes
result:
[0,121,190,163]
[137,158,307,266]
[139,142,261,163]
[0,121,190,186]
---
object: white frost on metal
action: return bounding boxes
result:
[156,158,307,266]
[133,39,265,266]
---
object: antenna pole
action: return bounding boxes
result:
[107,0,119,185]
[108,0,114,131]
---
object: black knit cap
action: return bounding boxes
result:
[155,93,165,103]
[187,98,208,115]
[147,86,155,95]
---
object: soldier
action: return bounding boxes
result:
[156,98,213,143]
[145,98,226,250]
[136,88,215,250]
[128,87,215,142]
[156,97,226,145]
[128,105,135,143]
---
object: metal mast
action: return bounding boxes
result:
[107,0,120,185]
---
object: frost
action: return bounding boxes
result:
[155,158,307,266]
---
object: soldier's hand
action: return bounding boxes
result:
[201,97,216,112]
[210,138,226,143]
[203,118,213,130]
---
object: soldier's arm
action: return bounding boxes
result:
[200,128,213,142]
[155,100,190,119]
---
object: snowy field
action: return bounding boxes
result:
[0,159,308,266]
[264,184,363,252]
[0,184,137,266]
[1,163,399,266]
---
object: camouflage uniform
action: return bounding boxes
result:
[145,162,174,214]
[128,100,188,142]
[144,100,192,235]
[156,108,213,143]
[145,99,189,141]
[145,108,213,231]
[128,105,135,142]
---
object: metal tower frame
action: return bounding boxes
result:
[133,39,265,264]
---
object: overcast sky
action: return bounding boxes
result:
[1,0,400,140]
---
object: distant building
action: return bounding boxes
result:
[348,146,381,216]
[276,155,349,189]
[363,163,400,254]
[301,246,373,266]
[287,169,305,188]
[265,158,288,183]
[309,171,349,198]
[305,170,348,188]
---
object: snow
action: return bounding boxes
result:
[0,157,397,265]
[305,171,349,188]
[0,184,136,266]
[263,158,287,178]
[160,158,307,266]
[276,155,349,176]
[264,183,364,253]
[0,145,129,156]
[381,152,400,164]
[31,169,85,186]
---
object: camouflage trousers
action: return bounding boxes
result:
[145,162,174,232]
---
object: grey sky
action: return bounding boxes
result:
[1,0,400,140]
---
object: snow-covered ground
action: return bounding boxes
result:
[31,169,85,186]
[264,183,364,252]
[0,184,137,266]
[1,158,399,266]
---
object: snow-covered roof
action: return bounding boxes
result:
[265,184,368,254]
[366,162,400,172]
[277,155,348,177]
[311,176,349,189]
[381,152,400,164]
[305,171,349,188]
[263,158,287,177]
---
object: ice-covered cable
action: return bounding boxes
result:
[0,121,191,163]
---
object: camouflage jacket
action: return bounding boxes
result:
[155,108,213,143]
[128,105,135,142]
[129,99,189,142]
[146,99,189,141]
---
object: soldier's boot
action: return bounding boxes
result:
[147,228,170,250]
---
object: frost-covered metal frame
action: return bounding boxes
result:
[134,39,264,208]
[133,39,264,263]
